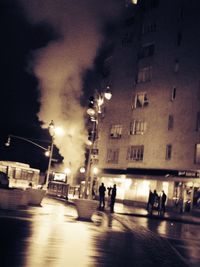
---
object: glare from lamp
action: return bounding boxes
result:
[64,168,71,175]
[54,126,64,136]
[87,108,95,116]
[104,86,112,100]
[93,167,99,175]
[45,150,50,157]
[80,167,86,173]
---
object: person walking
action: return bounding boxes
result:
[147,190,154,213]
[107,186,112,208]
[160,190,167,214]
[99,183,106,210]
[110,184,117,213]
[152,189,159,213]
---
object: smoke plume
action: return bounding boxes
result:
[17,0,122,181]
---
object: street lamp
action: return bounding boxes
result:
[45,120,55,189]
[5,120,62,189]
[84,86,112,199]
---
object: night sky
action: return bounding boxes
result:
[0,0,49,171]
[0,0,122,172]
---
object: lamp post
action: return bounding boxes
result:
[5,120,60,189]
[84,86,112,199]
[45,120,55,189]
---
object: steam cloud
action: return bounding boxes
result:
[17,0,122,182]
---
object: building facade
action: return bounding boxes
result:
[95,0,200,209]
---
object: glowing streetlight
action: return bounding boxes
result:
[84,86,112,199]
[54,126,65,136]
[80,167,86,174]
[64,167,71,175]
[45,120,55,189]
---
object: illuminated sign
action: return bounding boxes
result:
[53,172,67,182]
[178,171,199,178]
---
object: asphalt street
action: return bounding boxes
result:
[0,196,190,267]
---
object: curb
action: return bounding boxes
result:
[115,211,200,225]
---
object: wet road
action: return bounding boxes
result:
[0,197,189,267]
[119,215,200,267]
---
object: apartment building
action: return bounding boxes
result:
[96,0,200,208]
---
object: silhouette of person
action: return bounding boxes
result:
[147,190,154,213]
[152,190,159,213]
[160,190,167,214]
[107,186,112,207]
[110,184,117,213]
[99,183,106,210]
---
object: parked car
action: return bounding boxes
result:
[0,171,9,189]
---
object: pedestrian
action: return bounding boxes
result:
[160,190,167,214]
[99,183,106,210]
[152,189,159,212]
[107,186,112,207]
[147,190,154,213]
[110,184,117,213]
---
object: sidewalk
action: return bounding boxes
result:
[56,194,200,225]
[113,202,200,225]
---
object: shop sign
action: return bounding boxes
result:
[178,171,199,178]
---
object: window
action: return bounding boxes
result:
[142,22,157,34]
[174,60,179,72]
[110,124,122,139]
[168,115,174,130]
[121,32,133,46]
[141,0,159,10]
[171,87,176,101]
[138,43,155,59]
[195,144,200,164]
[196,112,200,131]
[133,92,149,108]
[130,120,147,135]
[178,6,184,21]
[177,32,182,46]
[125,16,135,26]
[127,145,144,161]
[106,148,119,164]
[137,66,152,83]
[166,144,172,160]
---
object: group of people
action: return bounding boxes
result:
[147,189,167,215]
[97,183,167,215]
[98,183,117,213]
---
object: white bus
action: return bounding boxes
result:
[0,161,40,189]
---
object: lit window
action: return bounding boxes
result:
[106,148,119,164]
[127,145,144,161]
[138,43,155,59]
[195,144,200,164]
[110,124,122,139]
[166,144,172,160]
[130,120,147,135]
[196,112,200,131]
[133,92,149,108]
[168,115,174,130]
[137,66,152,83]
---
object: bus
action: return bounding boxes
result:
[0,161,40,189]
[47,171,69,199]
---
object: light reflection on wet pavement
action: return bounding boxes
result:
[0,197,190,267]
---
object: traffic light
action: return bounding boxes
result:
[88,129,96,143]
[89,96,95,108]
